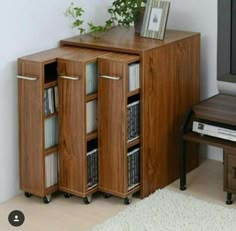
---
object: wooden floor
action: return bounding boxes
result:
[0,159,230,231]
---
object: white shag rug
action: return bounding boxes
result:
[91,189,236,231]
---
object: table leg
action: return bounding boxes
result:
[180,140,186,190]
[226,192,233,205]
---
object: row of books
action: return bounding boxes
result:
[44,86,58,116]
[45,153,58,188]
[87,148,98,189]
[45,116,58,149]
[127,101,140,142]
[127,147,140,190]
[128,62,140,92]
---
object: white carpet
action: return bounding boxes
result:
[90,189,236,231]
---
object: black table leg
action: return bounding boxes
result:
[180,140,186,190]
[226,192,233,205]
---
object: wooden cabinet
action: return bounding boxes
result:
[61,27,200,198]
[224,149,236,193]
[18,47,77,203]
[98,53,141,203]
[57,48,109,203]
[18,27,200,203]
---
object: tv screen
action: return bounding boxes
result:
[231,0,236,74]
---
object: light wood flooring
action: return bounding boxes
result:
[0,159,231,231]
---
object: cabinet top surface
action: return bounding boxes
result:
[60,27,200,54]
[193,94,236,126]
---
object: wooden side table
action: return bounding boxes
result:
[180,94,236,204]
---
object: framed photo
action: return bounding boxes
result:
[141,0,170,40]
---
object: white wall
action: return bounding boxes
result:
[0,0,112,203]
[168,0,223,161]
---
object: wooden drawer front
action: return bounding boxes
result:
[18,61,44,195]
[225,152,236,191]
[57,59,86,192]
[98,58,127,193]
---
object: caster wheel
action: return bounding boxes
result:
[124,197,131,205]
[43,195,51,204]
[103,193,111,199]
[24,192,32,198]
[226,200,233,205]
[83,196,92,204]
[64,193,71,198]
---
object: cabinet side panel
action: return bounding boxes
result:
[98,59,126,194]
[58,60,86,193]
[141,35,200,197]
[18,60,44,195]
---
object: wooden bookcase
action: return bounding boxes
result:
[57,48,109,203]
[60,27,200,198]
[98,53,141,204]
[18,47,78,203]
[18,27,200,204]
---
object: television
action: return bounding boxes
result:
[217,0,236,95]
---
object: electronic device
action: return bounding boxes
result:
[192,121,236,142]
[217,0,236,96]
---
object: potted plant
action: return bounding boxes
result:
[108,0,146,33]
[65,2,113,38]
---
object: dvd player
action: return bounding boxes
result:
[192,121,236,142]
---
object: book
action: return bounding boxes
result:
[86,100,97,133]
[54,85,58,112]
[86,62,98,95]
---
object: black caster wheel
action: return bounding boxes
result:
[24,192,32,198]
[103,193,111,199]
[226,200,233,205]
[43,196,51,204]
[83,196,92,204]
[124,197,131,205]
[64,193,71,198]
[180,186,186,191]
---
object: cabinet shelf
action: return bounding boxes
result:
[127,137,140,148]
[44,112,58,119]
[44,145,58,156]
[44,79,57,89]
[87,131,97,141]
[86,93,97,102]
[127,89,140,97]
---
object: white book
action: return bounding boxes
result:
[54,86,58,112]
[86,100,97,133]
[128,64,136,91]
[135,63,140,89]
[45,116,58,149]
[48,88,54,114]
[86,62,98,95]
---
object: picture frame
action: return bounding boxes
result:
[141,0,170,40]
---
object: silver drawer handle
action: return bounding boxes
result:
[59,76,80,80]
[99,75,120,80]
[17,75,37,81]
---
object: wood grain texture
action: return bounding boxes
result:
[61,27,199,55]
[224,150,236,193]
[58,48,109,196]
[18,60,45,196]
[98,53,140,195]
[63,30,200,198]
[193,94,236,126]
[58,58,86,193]
[141,34,200,196]
[98,57,127,194]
